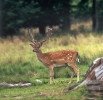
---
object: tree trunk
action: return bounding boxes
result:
[39,25,46,35]
[60,0,71,32]
[0,0,2,36]
[92,0,96,31]
[93,0,103,32]
[61,15,70,32]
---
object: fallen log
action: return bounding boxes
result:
[0,82,31,87]
[87,81,103,100]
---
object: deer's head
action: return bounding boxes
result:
[29,28,52,53]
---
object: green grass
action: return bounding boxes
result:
[1,33,103,83]
[0,22,103,99]
[0,78,88,100]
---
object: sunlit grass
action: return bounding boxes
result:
[0,32,103,83]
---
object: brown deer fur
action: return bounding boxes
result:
[29,28,80,84]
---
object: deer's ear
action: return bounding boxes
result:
[30,44,34,47]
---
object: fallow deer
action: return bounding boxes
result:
[29,28,80,84]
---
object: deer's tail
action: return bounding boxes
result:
[77,52,80,63]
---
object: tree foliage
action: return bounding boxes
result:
[76,0,92,19]
[1,0,72,36]
[1,0,103,36]
[1,0,40,36]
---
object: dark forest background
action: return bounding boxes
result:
[0,0,103,36]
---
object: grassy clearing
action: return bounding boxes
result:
[0,21,103,99]
[0,78,88,100]
[0,32,103,83]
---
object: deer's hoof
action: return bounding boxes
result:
[76,80,79,83]
[68,81,72,84]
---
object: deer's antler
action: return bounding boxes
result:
[29,28,37,43]
[41,28,52,44]
[47,28,52,39]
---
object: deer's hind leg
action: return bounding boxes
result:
[67,63,80,83]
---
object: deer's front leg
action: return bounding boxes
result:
[49,66,55,84]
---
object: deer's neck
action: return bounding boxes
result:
[36,49,44,61]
